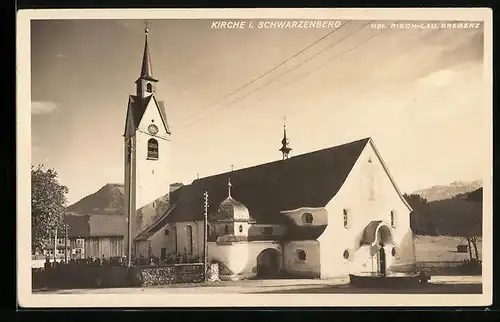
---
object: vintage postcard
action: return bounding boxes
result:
[17,8,492,308]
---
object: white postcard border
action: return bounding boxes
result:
[17,7,493,308]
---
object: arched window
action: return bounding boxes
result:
[296,249,306,261]
[186,225,193,254]
[146,83,153,93]
[343,209,349,228]
[390,210,396,228]
[224,225,229,234]
[239,225,243,233]
[147,138,159,160]
[302,212,313,224]
[343,250,350,260]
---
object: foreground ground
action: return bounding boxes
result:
[414,235,482,262]
[34,275,481,295]
[33,236,483,294]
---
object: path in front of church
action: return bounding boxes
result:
[35,275,481,294]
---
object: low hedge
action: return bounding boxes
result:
[33,264,207,289]
[33,266,133,289]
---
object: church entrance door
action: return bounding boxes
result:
[378,245,387,276]
[256,248,281,279]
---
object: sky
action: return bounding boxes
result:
[30,19,487,205]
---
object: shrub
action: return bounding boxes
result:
[211,259,234,276]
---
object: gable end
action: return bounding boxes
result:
[368,139,413,211]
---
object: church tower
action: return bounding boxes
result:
[123,26,172,262]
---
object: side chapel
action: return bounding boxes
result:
[123,28,416,279]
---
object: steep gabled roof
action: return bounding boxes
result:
[63,214,127,238]
[124,95,171,136]
[153,96,171,134]
[164,138,371,225]
[63,215,91,238]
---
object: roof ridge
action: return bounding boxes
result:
[136,203,177,239]
[192,137,371,183]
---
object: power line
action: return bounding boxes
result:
[251,26,396,106]
[178,20,353,125]
[250,20,432,108]
[182,21,371,129]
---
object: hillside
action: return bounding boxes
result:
[64,183,171,219]
[413,180,482,202]
[410,187,483,237]
[65,183,125,216]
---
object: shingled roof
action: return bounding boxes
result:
[163,137,371,225]
[63,214,127,238]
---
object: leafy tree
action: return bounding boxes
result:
[404,191,482,263]
[404,193,428,235]
[31,165,69,253]
[463,189,482,262]
[403,193,428,209]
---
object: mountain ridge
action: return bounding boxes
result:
[412,179,482,202]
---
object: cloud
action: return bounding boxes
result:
[416,69,457,89]
[32,101,57,115]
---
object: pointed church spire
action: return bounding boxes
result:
[279,117,292,160]
[135,22,158,97]
[140,22,155,80]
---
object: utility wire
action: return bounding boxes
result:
[250,20,436,108]
[251,25,400,106]
[178,20,353,124]
[182,21,371,129]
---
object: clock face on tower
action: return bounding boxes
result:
[148,124,159,135]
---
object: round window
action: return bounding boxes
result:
[343,250,350,260]
[302,212,313,224]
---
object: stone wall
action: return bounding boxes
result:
[137,263,206,286]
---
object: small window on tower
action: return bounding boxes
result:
[147,138,159,160]
[343,209,349,228]
[146,83,153,93]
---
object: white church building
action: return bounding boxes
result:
[123,29,416,279]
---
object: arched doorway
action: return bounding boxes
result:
[362,221,394,276]
[375,224,392,276]
[256,248,281,278]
